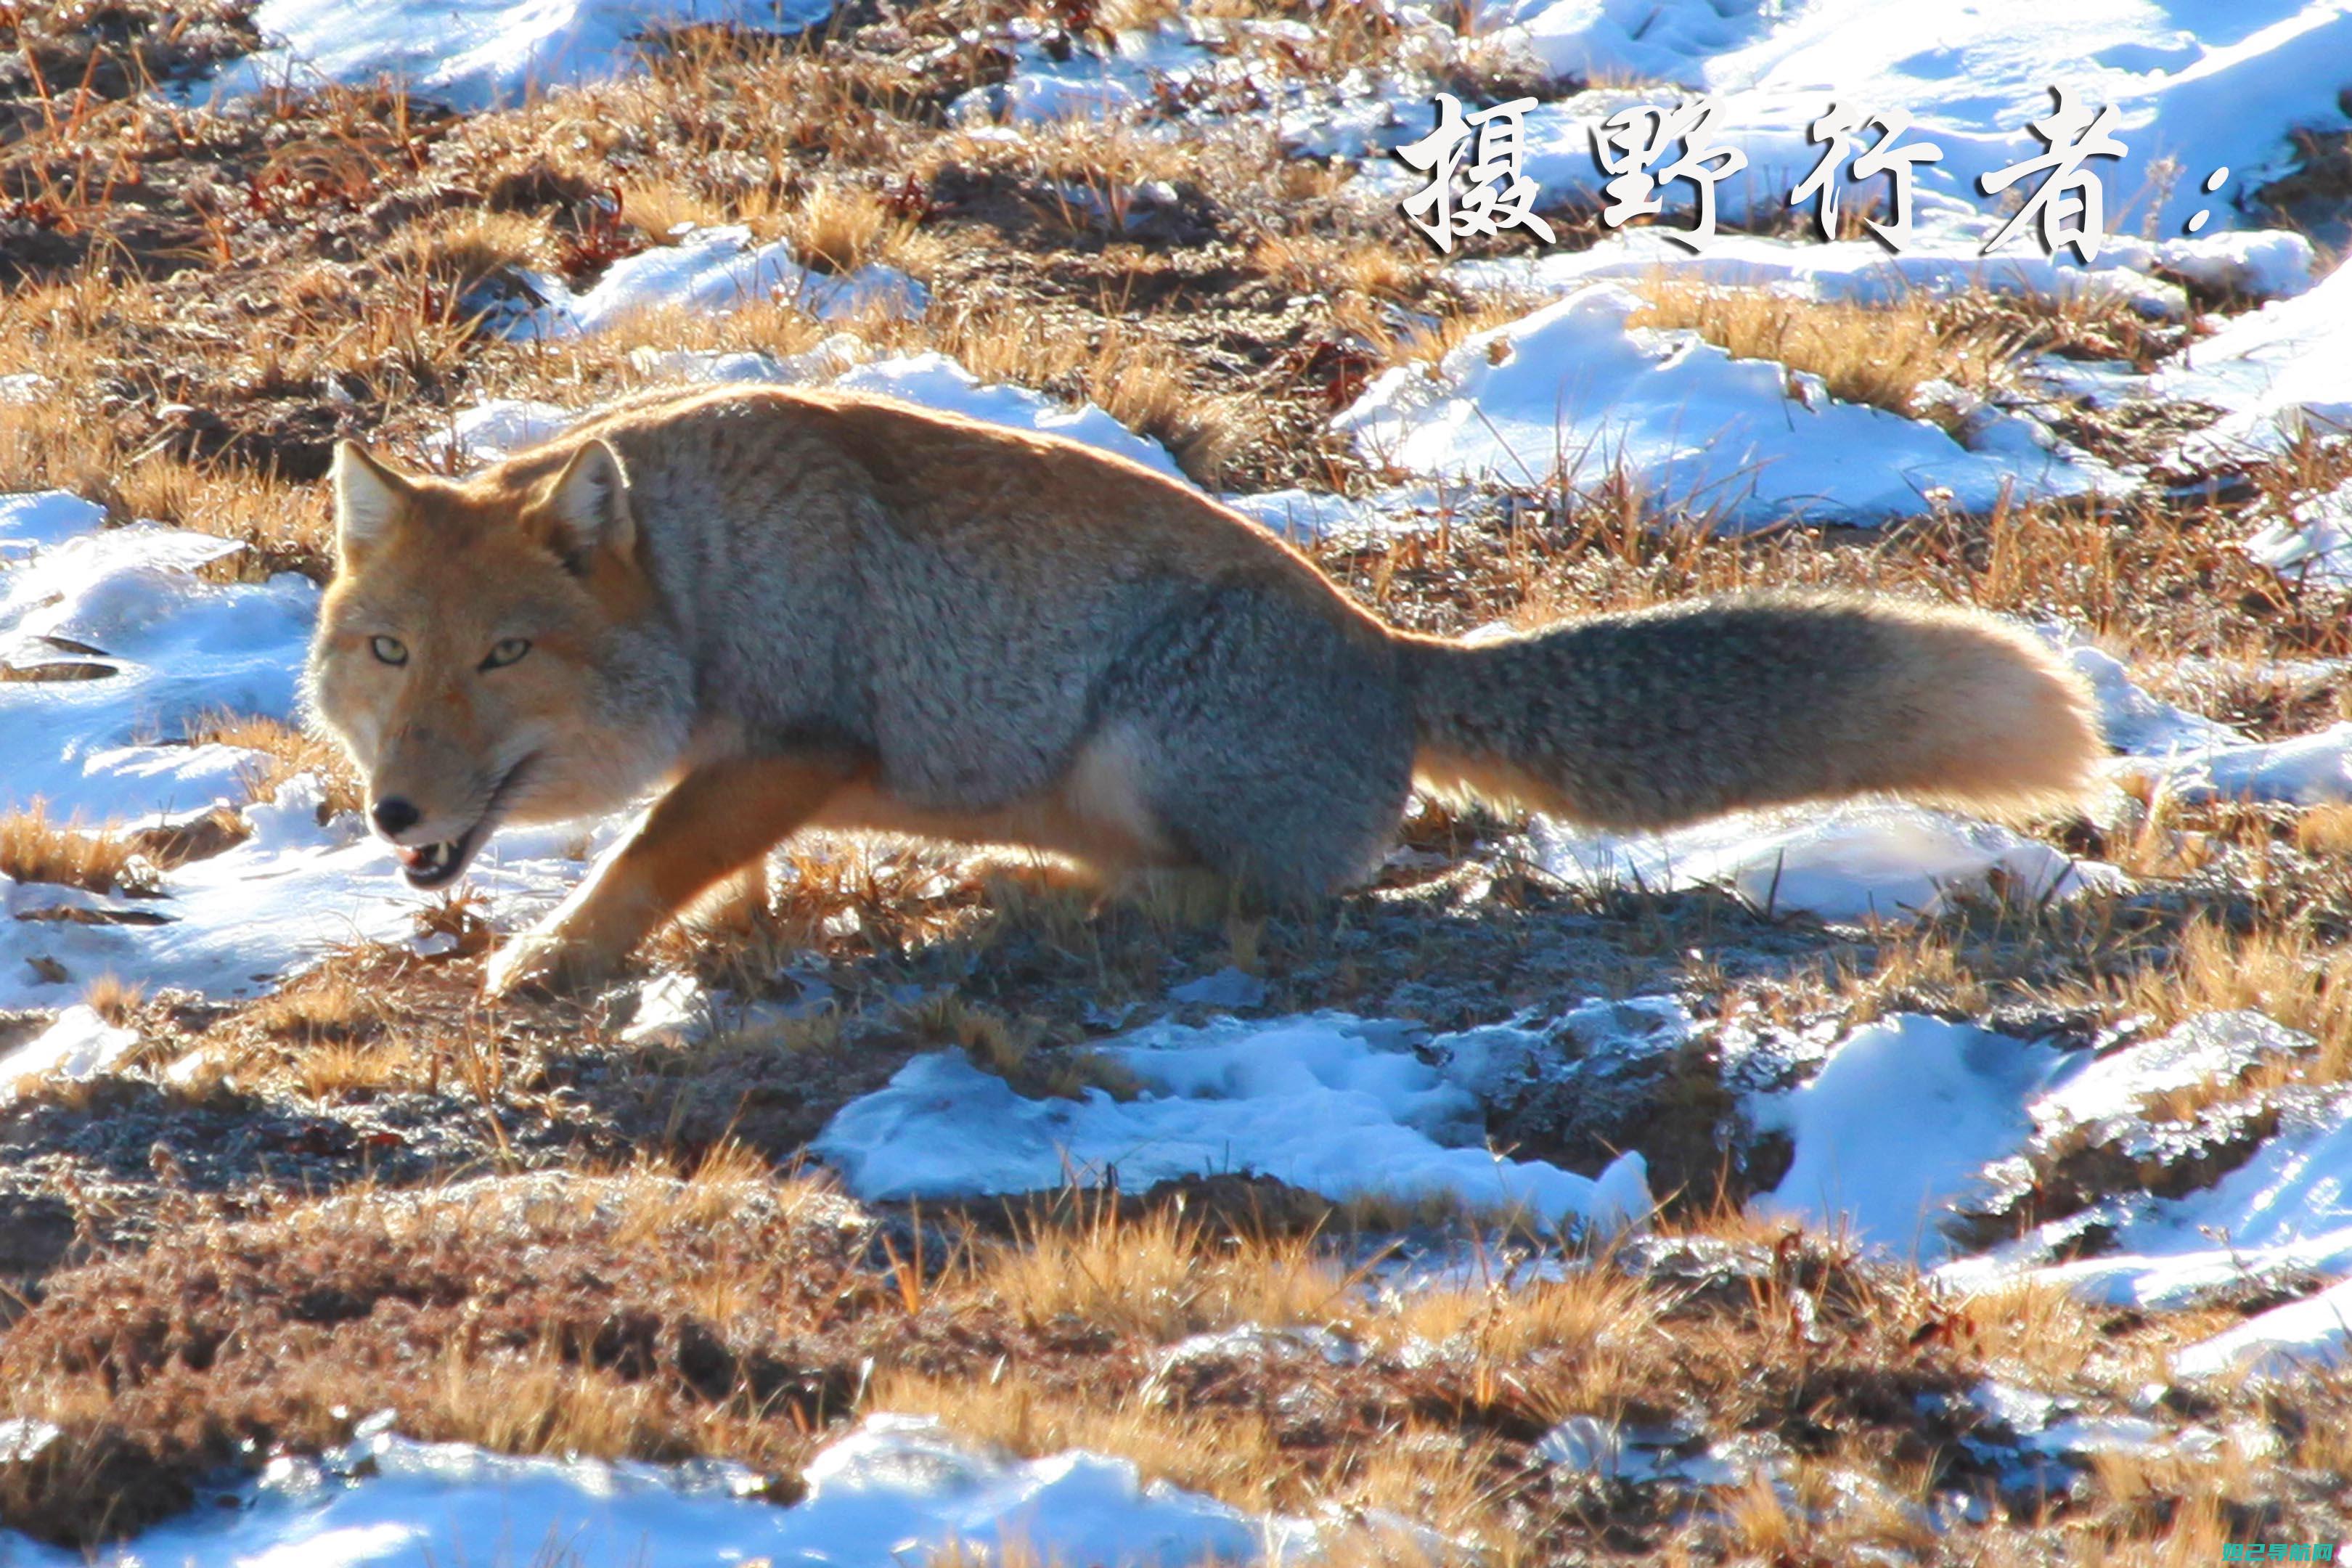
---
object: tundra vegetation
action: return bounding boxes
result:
[0,0,2348,1561]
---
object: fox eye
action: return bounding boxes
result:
[481,637,531,671]
[369,635,407,666]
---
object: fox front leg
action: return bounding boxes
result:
[483,756,852,999]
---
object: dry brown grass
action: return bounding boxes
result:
[0,1140,2335,1558]
[1355,287,1543,376]
[1080,331,1255,484]
[192,713,364,820]
[976,1194,1349,1339]
[1627,275,2021,420]
[0,1162,870,1544]
[782,179,926,277]
[245,963,385,1045]
[79,973,145,1026]
[1252,231,1429,305]
[377,207,555,296]
[0,806,149,894]
[896,992,1138,1101]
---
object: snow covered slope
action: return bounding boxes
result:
[1479,0,2352,242]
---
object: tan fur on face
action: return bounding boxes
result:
[311,445,690,856]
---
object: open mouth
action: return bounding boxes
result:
[391,756,536,891]
[396,816,493,891]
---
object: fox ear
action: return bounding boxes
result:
[545,439,636,571]
[331,441,410,562]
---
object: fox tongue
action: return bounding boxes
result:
[399,842,454,875]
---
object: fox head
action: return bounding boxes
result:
[309,438,695,889]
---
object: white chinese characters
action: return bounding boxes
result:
[1395,93,1558,253]
[1394,84,2186,261]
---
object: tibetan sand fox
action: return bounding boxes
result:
[310,385,2102,997]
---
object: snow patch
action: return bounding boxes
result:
[1478,0,2352,243]
[814,1010,1655,1233]
[2030,1012,2311,1130]
[2244,474,2352,592]
[1458,231,2197,319]
[1750,1015,2067,1262]
[1334,283,2116,529]
[424,399,576,464]
[1941,1085,2352,1312]
[2155,259,2352,460]
[0,1005,140,1099]
[517,224,926,338]
[216,0,838,110]
[835,352,1191,484]
[0,520,317,820]
[0,774,602,1009]
[2116,722,2352,806]
[5,1411,1322,1566]
[2057,639,2244,757]
[1532,802,2118,925]
[2174,1276,2352,1381]
[0,489,105,560]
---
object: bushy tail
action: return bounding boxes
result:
[1402,595,2102,830]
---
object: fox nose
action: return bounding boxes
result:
[370,796,420,838]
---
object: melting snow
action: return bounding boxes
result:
[2174,1276,2352,1381]
[2059,640,2245,758]
[0,1005,140,1099]
[833,353,1192,483]
[1531,802,2120,926]
[513,224,927,338]
[214,0,838,109]
[2029,1011,2312,1131]
[4,1412,1321,1567]
[2155,258,2352,460]
[425,399,579,464]
[438,351,1189,481]
[2244,474,2352,591]
[1940,1084,2352,1312]
[0,777,603,1010]
[0,490,105,559]
[1334,283,2117,528]
[1456,230,2210,319]
[0,510,316,820]
[815,1010,1656,1233]
[1749,1015,2068,1262]
[2116,722,2352,806]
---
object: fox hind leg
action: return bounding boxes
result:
[1098,590,1416,905]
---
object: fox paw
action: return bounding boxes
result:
[481,926,621,1000]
